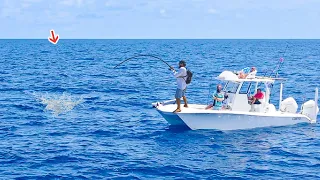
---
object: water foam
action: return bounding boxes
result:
[33,92,84,116]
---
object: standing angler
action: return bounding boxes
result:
[170,60,189,113]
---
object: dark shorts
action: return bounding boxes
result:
[254,100,261,104]
[175,88,186,99]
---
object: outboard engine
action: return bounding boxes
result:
[280,97,298,113]
[265,104,276,113]
[301,100,319,118]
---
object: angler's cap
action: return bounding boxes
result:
[179,60,186,66]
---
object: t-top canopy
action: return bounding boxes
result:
[216,70,284,83]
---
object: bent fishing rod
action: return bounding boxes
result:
[113,54,172,69]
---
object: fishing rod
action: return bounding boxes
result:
[113,54,172,69]
[268,44,289,78]
[264,44,288,104]
[265,57,284,78]
[274,44,288,78]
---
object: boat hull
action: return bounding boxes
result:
[177,112,311,130]
[154,104,313,130]
[156,110,187,126]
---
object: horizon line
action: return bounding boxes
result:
[0,38,320,40]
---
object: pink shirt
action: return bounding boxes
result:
[254,92,264,99]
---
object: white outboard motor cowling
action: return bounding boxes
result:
[280,97,298,113]
[265,104,276,113]
[301,100,319,119]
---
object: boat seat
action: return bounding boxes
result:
[250,104,262,112]
[250,92,267,113]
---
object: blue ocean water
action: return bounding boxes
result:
[0,39,319,179]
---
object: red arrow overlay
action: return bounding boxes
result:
[48,30,59,44]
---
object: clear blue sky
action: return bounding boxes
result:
[0,0,320,39]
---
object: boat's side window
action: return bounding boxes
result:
[225,82,240,93]
[257,82,264,89]
[248,85,255,96]
[222,81,229,92]
[239,82,252,94]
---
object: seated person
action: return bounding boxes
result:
[206,84,226,110]
[238,67,257,79]
[249,88,264,105]
[246,67,257,78]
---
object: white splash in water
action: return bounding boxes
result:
[33,92,84,116]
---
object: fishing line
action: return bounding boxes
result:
[113,54,172,69]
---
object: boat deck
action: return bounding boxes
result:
[157,104,229,113]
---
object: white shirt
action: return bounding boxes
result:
[172,67,187,90]
[246,70,257,79]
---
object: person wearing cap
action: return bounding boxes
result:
[205,84,225,110]
[170,60,188,113]
[249,88,264,105]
